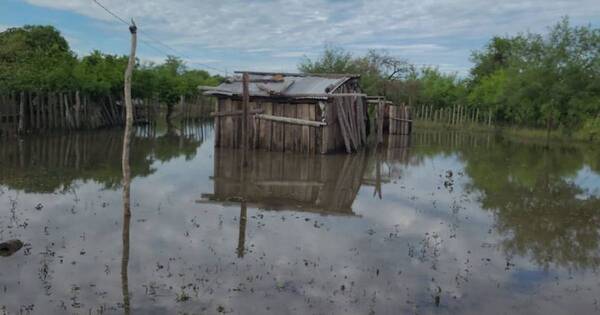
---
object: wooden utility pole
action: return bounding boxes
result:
[121,19,136,315]
[122,19,137,193]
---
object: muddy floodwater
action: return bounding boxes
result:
[1,121,600,314]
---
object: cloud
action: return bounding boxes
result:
[271,51,313,58]
[22,0,600,73]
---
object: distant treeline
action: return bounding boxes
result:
[300,18,600,140]
[0,25,222,133]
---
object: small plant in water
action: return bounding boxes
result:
[175,291,190,302]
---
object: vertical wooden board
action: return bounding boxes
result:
[224,98,233,148]
[232,99,240,149]
[297,103,309,153]
[271,102,279,152]
[252,101,260,149]
[331,103,341,152]
[284,103,295,152]
[272,102,283,152]
[214,98,222,147]
[259,102,272,150]
[308,103,316,154]
[389,106,395,135]
[291,104,300,152]
[295,104,303,152]
[327,105,336,153]
[247,101,256,148]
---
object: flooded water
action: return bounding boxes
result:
[1,120,599,314]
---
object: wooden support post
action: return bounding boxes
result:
[242,72,249,166]
[377,99,384,144]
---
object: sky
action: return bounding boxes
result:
[1,0,600,76]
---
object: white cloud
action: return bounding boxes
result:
[271,51,313,58]
[22,0,600,73]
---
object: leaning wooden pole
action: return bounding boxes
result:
[123,19,137,187]
[121,19,136,315]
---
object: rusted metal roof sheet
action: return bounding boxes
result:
[202,72,357,100]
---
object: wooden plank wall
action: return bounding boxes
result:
[216,98,324,154]
[214,79,367,154]
[389,105,412,135]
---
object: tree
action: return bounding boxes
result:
[0,25,76,92]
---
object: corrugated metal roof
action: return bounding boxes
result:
[203,72,356,99]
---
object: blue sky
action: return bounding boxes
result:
[2,0,600,76]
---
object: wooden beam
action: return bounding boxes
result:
[210,109,264,117]
[255,114,327,127]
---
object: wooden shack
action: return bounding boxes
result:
[204,72,368,154]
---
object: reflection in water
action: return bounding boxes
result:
[0,124,599,314]
[201,148,368,215]
[459,137,600,269]
[120,102,133,314]
[0,121,211,192]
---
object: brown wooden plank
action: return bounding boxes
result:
[214,98,221,147]
[258,102,272,150]
[272,103,284,152]
[224,98,233,148]
[284,104,296,151]
[335,100,352,153]
[308,103,316,153]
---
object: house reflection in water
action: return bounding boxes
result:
[201,149,368,215]
[199,134,412,257]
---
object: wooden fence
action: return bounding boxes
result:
[389,105,412,135]
[0,92,216,137]
[0,91,158,136]
[178,95,215,121]
[414,104,493,126]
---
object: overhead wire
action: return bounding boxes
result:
[91,0,228,75]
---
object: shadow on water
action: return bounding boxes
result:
[0,123,600,314]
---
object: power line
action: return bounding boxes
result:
[92,0,128,26]
[90,0,228,75]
